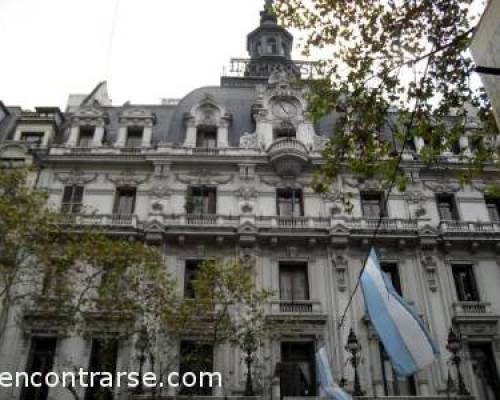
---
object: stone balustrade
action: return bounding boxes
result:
[62,213,138,228]
[270,300,322,314]
[440,220,500,234]
[453,301,492,315]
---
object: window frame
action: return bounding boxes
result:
[451,263,480,302]
[436,193,460,221]
[361,191,387,219]
[61,184,84,214]
[279,262,310,302]
[113,187,137,215]
[276,188,304,217]
[187,186,217,215]
[125,126,144,147]
[78,126,95,147]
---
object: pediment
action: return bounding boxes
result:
[119,106,155,122]
[0,143,29,158]
[330,223,350,235]
[73,105,106,119]
[419,224,439,236]
[238,222,257,235]
[144,220,164,232]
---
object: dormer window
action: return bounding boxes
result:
[196,125,217,148]
[256,41,263,56]
[267,38,277,54]
[78,126,94,147]
[126,127,143,147]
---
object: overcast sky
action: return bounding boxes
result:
[0,0,280,109]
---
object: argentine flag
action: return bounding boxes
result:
[316,346,352,400]
[360,248,439,376]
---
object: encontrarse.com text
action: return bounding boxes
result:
[0,370,222,389]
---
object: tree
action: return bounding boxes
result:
[274,0,499,202]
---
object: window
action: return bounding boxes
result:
[186,186,216,215]
[280,342,316,397]
[179,341,214,395]
[274,121,296,139]
[85,338,118,400]
[126,127,143,147]
[380,343,417,395]
[277,189,303,217]
[184,259,204,299]
[452,264,479,302]
[61,185,84,214]
[381,262,402,296]
[449,140,461,155]
[279,262,309,301]
[20,337,57,400]
[485,197,500,222]
[437,194,459,221]
[469,343,500,399]
[361,192,386,218]
[256,41,262,56]
[21,132,43,145]
[78,127,95,147]
[113,187,136,215]
[196,126,217,148]
[267,38,277,54]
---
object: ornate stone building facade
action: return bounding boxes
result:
[1,2,500,400]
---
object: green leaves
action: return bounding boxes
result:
[275,0,497,205]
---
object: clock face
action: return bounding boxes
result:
[272,99,298,119]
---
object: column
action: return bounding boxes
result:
[92,125,105,147]
[142,125,153,147]
[184,119,197,147]
[115,126,127,147]
[217,119,229,148]
[67,125,80,147]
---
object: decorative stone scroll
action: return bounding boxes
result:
[54,169,98,185]
[405,191,427,218]
[106,170,150,186]
[175,170,234,185]
[332,254,348,292]
[421,251,438,292]
[423,179,461,193]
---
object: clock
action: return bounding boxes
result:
[272,99,298,119]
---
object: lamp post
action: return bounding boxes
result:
[243,330,257,396]
[134,326,149,394]
[345,328,364,396]
[446,327,470,396]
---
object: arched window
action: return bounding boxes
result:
[256,41,262,56]
[267,38,277,54]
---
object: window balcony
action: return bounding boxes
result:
[62,213,138,228]
[440,220,500,234]
[162,214,241,228]
[270,300,323,314]
[267,137,309,176]
[346,218,419,232]
[452,301,499,337]
[256,216,330,230]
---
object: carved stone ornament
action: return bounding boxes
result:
[119,106,155,125]
[238,186,257,214]
[175,170,234,185]
[106,170,150,186]
[54,169,98,185]
[343,177,384,191]
[332,254,348,292]
[421,252,438,292]
[260,175,310,188]
[405,191,427,217]
[240,132,259,149]
[150,184,171,199]
[71,105,108,125]
[423,179,461,193]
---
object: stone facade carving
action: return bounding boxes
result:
[421,251,438,292]
[175,170,234,185]
[54,169,98,185]
[106,170,150,186]
[332,254,348,292]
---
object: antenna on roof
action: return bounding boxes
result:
[104,0,122,82]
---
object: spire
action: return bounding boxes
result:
[260,0,277,24]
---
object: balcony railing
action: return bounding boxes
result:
[453,301,492,314]
[270,300,322,314]
[347,218,419,232]
[267,137,309,157]
[62,213,138,228]
[440,220,500,233]
[192,147,220,156]
[161,214,241,227]
[256,216,330,230]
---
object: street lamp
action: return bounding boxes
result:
[134,326,149,394]
[446,327,470,396]
[243,330,258,396]
[345,328,364,396]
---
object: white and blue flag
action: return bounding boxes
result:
[316,346,352,400]
[360,248,439,377]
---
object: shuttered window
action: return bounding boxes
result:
[361,192,386,218]
[187,186,216,215]
[452,264,479,302]
[277,189,304,217]
[437,194,459,221]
